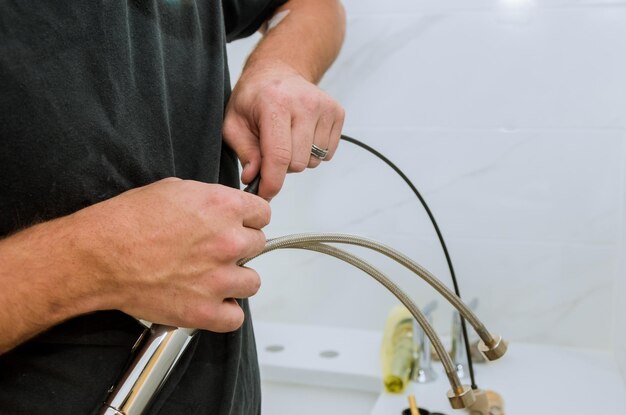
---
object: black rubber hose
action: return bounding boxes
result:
[243,135,478,389]
[339,134,478,390]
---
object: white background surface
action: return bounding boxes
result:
[226,0,626,381]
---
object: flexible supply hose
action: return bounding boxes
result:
[245,241,463,391]
[240,233,496,347]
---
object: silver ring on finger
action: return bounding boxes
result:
[310,144,329,160]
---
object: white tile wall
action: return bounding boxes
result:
[339,0,626,15]
[326,10,626,131]
[227,1,626,350]
[245,130,620,348]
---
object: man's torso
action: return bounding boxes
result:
[0,1,280,413]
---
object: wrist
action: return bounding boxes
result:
[242,56,317,85]
[24,211,114,319]
[240,0,346,86]
[64,205,122,313]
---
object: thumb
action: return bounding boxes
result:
[223,114,261,184]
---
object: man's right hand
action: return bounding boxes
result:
[78,178,271,333]
[0,178,270,353]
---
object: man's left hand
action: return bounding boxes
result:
[223,60,345,200]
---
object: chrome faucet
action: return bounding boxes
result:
[451,298,478,379]
[412,300,438,383]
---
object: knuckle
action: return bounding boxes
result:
[183,302,214,329]
[222,118,239,139]
[227,307,246,331]
[160,176,182,184]
[251,274,261,295]
[251,202,271,228]
[266,87,290,107]
[300,95,321,114]
[308,157,322,168]
[270,145,292,167]
[183,182,206,201]
[212,303,245,333]
[230,192,245,212]
[254,230,267,253]
[248,270,262,295]
[202,306,229,332]
[220,231,246,259]
[211,188,242,212]
[262,204,272,226]
[264,178,283,196]
[320,96,334,112]
[289,159,307,173]
[250,231,266,255]
[335,104,346,121]
[325,141,339,162]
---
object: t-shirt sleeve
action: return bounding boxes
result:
[222,0,288,42]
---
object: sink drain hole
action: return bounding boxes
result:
[319,350,339,359]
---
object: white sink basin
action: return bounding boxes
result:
[255,321,626,415]
[262,381,379,415]
[257,321,382,414]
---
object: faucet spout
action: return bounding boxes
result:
[412,300,438,383]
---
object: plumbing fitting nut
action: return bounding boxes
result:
[478,335,507,361]
[447,385,476,409]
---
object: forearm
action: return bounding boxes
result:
[0,179,271,354]
[245,0,346,83]
[0,213,106,353]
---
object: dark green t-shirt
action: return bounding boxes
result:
[0,1,285,413]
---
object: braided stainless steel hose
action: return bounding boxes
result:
[247,242,473,407]
[242,233,506,360]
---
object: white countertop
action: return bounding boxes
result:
[371,342,626,414]
[255,321,626,415]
